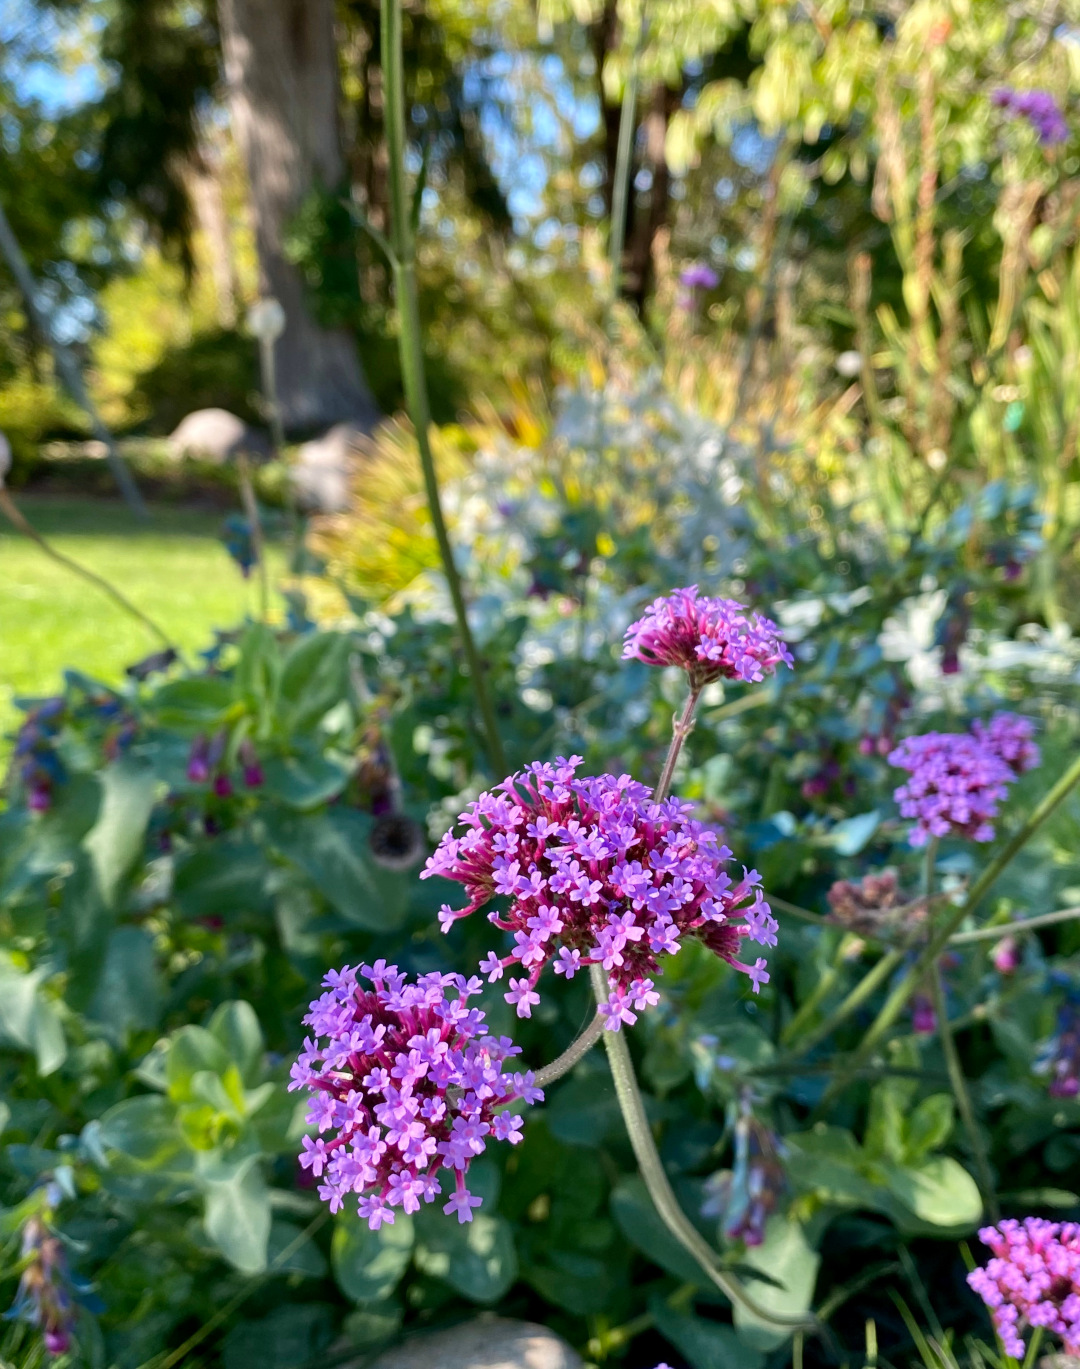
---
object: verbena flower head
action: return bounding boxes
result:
[888,732,1014,847]
[993,87,1068,145]
[290,962,541,1229]
[968,1218,1080,1358]
[622,587,793,690]
[971,711,1040,776]
[423,756,776,1028]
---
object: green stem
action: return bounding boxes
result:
[654,685,702,803]
[607,19,644,294]
[949,902,1080,944]
[235,452,269,622]
[780,934,859,1047]
[784,948,905,1063]
[380,0,506,777]
[928,961,998,1221]
[590,964,817,1333]
[0,485,175,651]
[1021,1325,1043,1369]
[534,1012,605,1087]
[821,750,1080,1104]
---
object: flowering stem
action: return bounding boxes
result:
[0,484,175,651]
[534,1012,605,1087]
[381,0,506,777]
[950,903,1080,944]
[780,934,860,1048]
[654,685,702,803]
[928,960,999,1221]
[235,452,269,621]
[589,964,817,1333]
[819,749,1080,1106]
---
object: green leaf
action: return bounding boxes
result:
[266,809,408,930]
[524,1250,617,1315]
[546,1071,621,1148]
[82,760,157,906]
[651,1299,763,1369]
[732,1218,819,1352]
[261,748,351,810]
[882,1156,983,1232]
[98,1095,183,1167]
[208,1001,265,1086]
[332,1211,414,1304]
[234,623,281,714]
[414,1208,518,1303]
[266,1219,328,1279]
[166,1026,231,1102]
[222,1303,333,1369]
[278,632,353,733]
[201,1154,272,1274]
[903,1094,954,1165]
[611,1177,705,1286]
[87,927,162,1037]
[172,839,274,922]
[151,676,235,727]
[0,952,66,1076]
[826,810,880,856]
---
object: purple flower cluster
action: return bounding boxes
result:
[423,756,776,1028]
[1040,998,1080,1099]
[888,732,1016,847]
[186,730,264,794]
[7,1216,75,1356]
[968,1218,1080,1358]
[993,88,1068,146]
[972,711,1041,776]
[10,697,66,813]
[622,587,793,690]
[290,962,541,1229]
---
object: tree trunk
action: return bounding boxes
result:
[217,0,378,432]
[184,130,240,327]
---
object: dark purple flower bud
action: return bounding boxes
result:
[186,735,211,784]
[28,785,52,814]
[911,994,937,1035]
[238,739,264,788]
[213,773,234,799]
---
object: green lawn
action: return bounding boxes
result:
[1,496,283,742]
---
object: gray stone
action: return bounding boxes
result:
[365,1316,583,1369]
[168,408,269,463]
[290,422,364,513]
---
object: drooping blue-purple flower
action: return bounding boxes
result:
[993,87,1068,145]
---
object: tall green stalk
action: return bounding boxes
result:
[380,0,506,777]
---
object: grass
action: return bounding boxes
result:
[0,495,284,742]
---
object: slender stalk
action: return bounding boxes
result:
[949,903,1080,944]
[534,1012,605,1087]
[822,750,1080,1101]
[0,485,174,650]
[654,685,701,803]
[235,452,269,621]
[780,934,859,1048]
[928,961,998,1221]
[783,948,905,1063]
[0,200,147,518]
[607,18,643,294]
[380,0,506,777]
[1021,1325,1043,1369]
[589,966,816,1333]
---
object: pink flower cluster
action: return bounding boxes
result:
[289,962,541,1229]
[972,711,1041,776]
[622,586,793,689]
[423,756,776,1028]
[888,732,1016,847]
[968,1218,1080,1358]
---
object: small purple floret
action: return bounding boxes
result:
[888,732,1015,847]
[971,711,1040,776]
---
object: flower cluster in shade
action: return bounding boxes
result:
[187,729,264,794]
[423,756,776,1029]
[622,587,794,690]
[290,962,541,1229]
[993,87,1068,145]
[701,1101,785,1247]
[7,1216,75,1356]
[968,1219,1080,1358]
[10,697,67,813]
[1038,993,1080,1100]
[888,718,1036,848]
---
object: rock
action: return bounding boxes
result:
[168,408,269,464]
[365,1316,583,1369]
[291,422,364,513]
